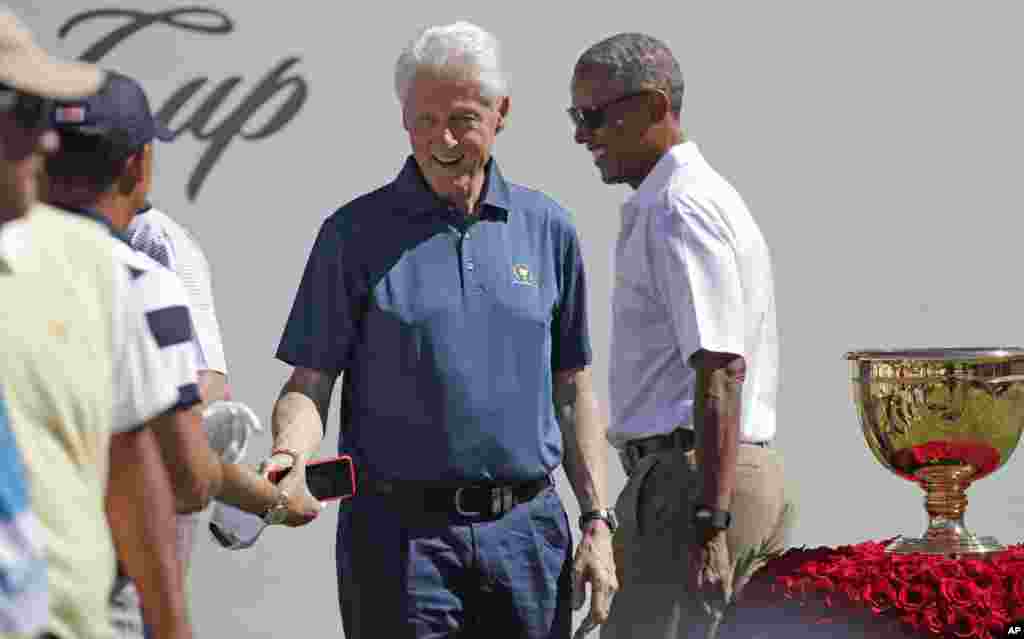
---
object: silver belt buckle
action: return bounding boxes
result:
[454,486,483,517]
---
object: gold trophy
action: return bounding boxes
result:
[846,348,1024,554]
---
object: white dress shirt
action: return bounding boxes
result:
[608,141,778,448]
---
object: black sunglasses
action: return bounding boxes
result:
[567,90,655,131]
[0,84,53,132]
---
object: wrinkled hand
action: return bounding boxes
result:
[571,523,619,639]
[688,532,733,616]
[260,452,322,527]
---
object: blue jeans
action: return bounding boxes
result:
[336,485,573,639]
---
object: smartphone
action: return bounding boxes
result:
[268,454,356,502]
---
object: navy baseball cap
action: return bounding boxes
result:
[51,70,172,150]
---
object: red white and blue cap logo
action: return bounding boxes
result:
[53,104,87,124]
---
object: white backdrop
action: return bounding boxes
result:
[14,1,1024,636]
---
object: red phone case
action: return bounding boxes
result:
[268,454,357,502]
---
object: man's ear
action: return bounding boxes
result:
[496,95,510,133]
[647,88,671,124]
[117,149,144,195]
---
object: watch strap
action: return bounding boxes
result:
[579,508,618,532]
[693,505,732,530]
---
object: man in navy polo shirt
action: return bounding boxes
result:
[268,20,617,639]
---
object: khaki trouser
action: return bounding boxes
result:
[602,443,796,639]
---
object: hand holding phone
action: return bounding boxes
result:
[267,454,357,502]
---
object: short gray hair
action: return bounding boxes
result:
[394,21,508,107]
[574,33,684,116]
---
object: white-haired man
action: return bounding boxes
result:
[267,20,617,639]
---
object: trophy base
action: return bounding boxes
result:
[886,534,1005,555]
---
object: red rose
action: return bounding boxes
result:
[947,608,982,638]
[936,559,967,580]
[1011,574,1024,606]
[922,604,947,635]
[940,578,979,607]
[840,581,864,606]
[892,556,925,582]
[811,576,836,596]
[962,559,998,590]
[912,441,953,466]
[863,576,898,615]
[799,561,826,578]
[898,582,936,612]
[834,560,866,582]
[900,611,924,633]
[985,609,1011,638]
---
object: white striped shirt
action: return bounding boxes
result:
[128,206,228,375]
[52,206,202,422]
[111,236,202,416]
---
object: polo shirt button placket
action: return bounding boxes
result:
[459,230,484,295]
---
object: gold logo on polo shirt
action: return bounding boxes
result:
[512,263,537,287]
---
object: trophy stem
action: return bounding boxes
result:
[885,465,1005,555]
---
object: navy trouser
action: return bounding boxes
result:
[335,484,573,639]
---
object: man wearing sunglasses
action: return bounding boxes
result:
[569,33,795,638]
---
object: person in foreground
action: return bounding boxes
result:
[43,69,320,638]
[568,32,795,638]
[268,20,617,639]
[0,8,189,639]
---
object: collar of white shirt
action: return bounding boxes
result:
[624,140,702,212]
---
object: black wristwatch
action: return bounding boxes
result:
[692,505,732,531]
[579,508,619,533]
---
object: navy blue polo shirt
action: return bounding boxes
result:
[276,156,591,482]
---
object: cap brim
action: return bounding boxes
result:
[153,120,174,142]
[0,11,104,99]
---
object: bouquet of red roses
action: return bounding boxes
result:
[723,539,1024,638]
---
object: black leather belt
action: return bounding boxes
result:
[360,475,552,520]
[620,428,771,475]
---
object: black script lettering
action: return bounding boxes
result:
[156,58,308,201]
[58,8,233,63]
[58,8,309,201]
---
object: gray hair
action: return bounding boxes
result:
[574,33,684,116]
[394,21,508,107]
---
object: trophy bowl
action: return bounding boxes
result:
[846,347,1024,555]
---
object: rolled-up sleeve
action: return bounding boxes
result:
[276,217,356,376]
[651,196,746,366]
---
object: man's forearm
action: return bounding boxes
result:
[197,370,227,408]
[270,389,326,459]
[556,368,609,514]
[692,352,745,511]
[107,429,191,639]
[216,463,286,515]
[149,408,223,513]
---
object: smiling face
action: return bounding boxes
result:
[570,65,663,189]
[404,70,508,211]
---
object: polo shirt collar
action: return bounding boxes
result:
[625,140,702,210]
[393,155,511,222]
[56,204,132,244]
